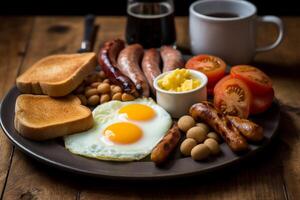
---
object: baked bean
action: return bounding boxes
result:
[196,123,210,134]
[97,83,110,94]
[99,71,106,79]
[191,144,210,161]
[103,79,110,84]
[186,126,207,143]
[121,93,135,101]
[88,95,100,106]
[76,94,87,105]
[111,85,122,95]
[100,94,111,104]
[85,88,98,97]
[204,138,220,155]
[178,115,195,132]
[112,92,122,101]
[110,85,116,91]
[180,138,197,156]
[207,132,221,143]
[90,81,101,88]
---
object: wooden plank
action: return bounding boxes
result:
[95,16,126,47]
[278,108,300,200]
[18,17,84,74]
[0,17,34,196]
[3,151,79,200]
[78,152,285,200]
[1,16,84,200]
[275,75,300,200]
[255,17,300,200]
[255,17,300,71]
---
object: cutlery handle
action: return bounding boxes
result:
[80,14,95,51]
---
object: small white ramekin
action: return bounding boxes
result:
[153,69,208,118]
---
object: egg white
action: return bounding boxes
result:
[64,98,172,161]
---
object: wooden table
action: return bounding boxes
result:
[0,16,300,200]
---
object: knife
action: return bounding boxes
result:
[78,14,97,53]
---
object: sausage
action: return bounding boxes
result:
[151,123,181,165]
[98,39,137,95]
[160,46,185,72]
[189,102,248,152]
[227,116,264,142]
[141,48,161,94]
[117,44,150,97]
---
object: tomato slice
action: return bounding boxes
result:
[213,75,231,95]
[230,65,273,95]
[251,88,274,114]
[185,54,226,87]
[214,78,252,118]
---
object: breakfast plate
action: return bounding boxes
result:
[0,86,280,180]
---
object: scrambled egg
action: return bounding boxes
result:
[158,69,200,92]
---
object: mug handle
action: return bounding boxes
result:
[255,16,284,53]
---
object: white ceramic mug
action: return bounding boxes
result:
[189,0,284,65]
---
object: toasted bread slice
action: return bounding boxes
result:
[16,53,96,97]
[14,94,94,141]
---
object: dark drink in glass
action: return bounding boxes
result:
[126,0,176,49]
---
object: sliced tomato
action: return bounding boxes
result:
[213,75,231,95]
[251,88,274,114]
[230,65,273,95]
[214,78,252,118]
[185,54,226,88]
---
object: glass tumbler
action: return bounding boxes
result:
[126,0,176,49]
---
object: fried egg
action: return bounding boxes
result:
[64,98,172,161]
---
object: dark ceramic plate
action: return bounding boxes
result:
[0,86,280,180]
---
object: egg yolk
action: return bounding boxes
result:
[118,104,155,121]
[104,122,142,144]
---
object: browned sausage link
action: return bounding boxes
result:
[98,39,137,95]
[189,102,248,152]
[227,116,264,142]
[142,48,161,94]
[160,46,185,72]
[151,123,181,165]
[117,44,150,97]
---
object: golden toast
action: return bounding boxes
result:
[16,53,96,97]
[14,94,94,141]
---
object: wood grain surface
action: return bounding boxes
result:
[0,16,299,200]
[0,17,34,197]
